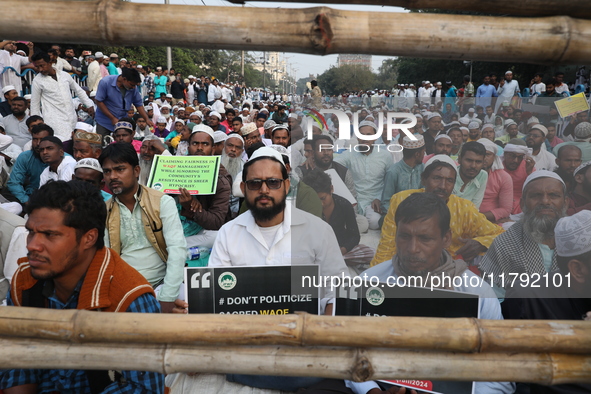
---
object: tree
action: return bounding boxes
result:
[317,65,376,96]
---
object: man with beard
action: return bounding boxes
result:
[3,96,30,149]
[480,171,567,298]
[5,124,52,206]
[502,210,591,394]
[288,113,304,142]
[72,158,111,201]
[453,141,487,208]
[221,134,245,217]
[554,145,582,192]
[567,161,591,215]
[100,143,186,313]
[478,138,513,223]
[423,112,444,154]
[296,134,356,199]
[178,125,232,249]
[526,124,557,171]
[371,154,503,266]
[271,124,290,148]
[213,130,228,156]
[422,134,453,163]
[138,135,171,185]
[2,181,164,394]
[503,139,536,214]
[347,193,514,394]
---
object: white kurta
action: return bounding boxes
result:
[86,60,102,93]
[39,155,76,187]
[0,50,30,94]
[31,70,94,141]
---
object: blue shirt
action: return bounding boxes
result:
[380,160,424,213]
[6,150,48,203]
[107,61,118,75]
[476,84,498,107]
[95,75,144,132]
[1,285,164,394]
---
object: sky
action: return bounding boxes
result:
[130,0,408,79]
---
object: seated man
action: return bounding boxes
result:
[452,141,488,208]
[221,134,245,217]
[422,134,452,163]
[480,171,567,298]
[567,161,591,215]
[113,118,142,153]
[371,154,503,266]
[334,120,392,230]
[4,124,52,206]
[72,130,103,161]
[526,124,557,171]
[554,144,581,192]
[2,180,163,393]
[503,139,535,214]
[38,136,76,187]
[178,125,232,249]
[347,192,514,394]
[478,138,513,223]
[503,210,591,394]
[72,158,112,201]
[100,143,186,313]
[138,135,172,185]
[304,169,374,269]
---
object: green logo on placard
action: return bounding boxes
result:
[153,182,163,191]
[218,272,237,290]
[366,287,385,306]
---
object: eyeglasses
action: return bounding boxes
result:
[245,178,284,190]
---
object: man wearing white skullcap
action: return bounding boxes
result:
[567,160,591,215]
[553,122,591,163]
[477,138,513,223]
[501,210,591,391]
[496,119,523,145]
[372,154,503,266]
[480,170,567,298]
[467,121,481,142]
[334,119,393,230]
[72,158,111,201]
[503,139,535,214]
[0,85,17,117]
[381,134,426,214]
[495,70,520,113]
[453,141,488,209]
[423,112,443,154]
[526,124,557,171]
[422,133,454,164]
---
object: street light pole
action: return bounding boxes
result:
[165,0,172,71]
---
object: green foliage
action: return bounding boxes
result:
[318,65,377,95]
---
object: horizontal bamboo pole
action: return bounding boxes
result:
[0,0,589,65]
[0,337,589,385]
[0,308,590,354]
[228,0,591,20]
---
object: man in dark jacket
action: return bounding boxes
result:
[179,124,232,250]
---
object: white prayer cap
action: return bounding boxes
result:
[459,117,470,125]
[23,94,31,100]
[504,119,517,128]
[190,111,203,119]
[468,121,480,130]
[213,130,228,144]
[435,134,452,143]
[504,143,532,156]
[288,113,298,119]
[120,58,127,62]
[166,93,173,98]
[264,120,277,129]
[191,124,214,139]
[527,116,540,125]
[482,123,495,131]
[574,122,591,139]
[75,122,94,133]
[188,75,195,79]
[94,51,104,59]
[505,70,513,75]
[522,170,565,193]
[358,120,378,131]
[530,124,548,136]
[249,146,286,168]
[90,91,97,98]
[160,104,171,109]
[226,133,244,145]
[555,211,591,257]
[574,161,591,178]
[209,111,222,120]
[156,116,167,124]
[137,65,143,69]
[427,112,441,121]
[425,154,457,172]
[402,134,425,149]
[240,122,258,136]
[145,104,153,110]
[1,85,16,94]
[468,108,475,113]
[174,119,185,125]
[259,108,269,113]
[75,158,103,173]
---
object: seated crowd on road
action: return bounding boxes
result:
[0,41,589,394]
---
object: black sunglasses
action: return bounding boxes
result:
[245,178,284,190]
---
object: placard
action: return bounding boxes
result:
[147,155,220,195]
[336,283,479,394]
[555,93,590,119]
[184,265,319,315]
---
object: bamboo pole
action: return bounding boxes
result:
[228,0,591,20]
[1,308,590,354]
[0,337,589,385]
[0,0,589,65]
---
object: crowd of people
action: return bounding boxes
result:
[0,41,590,394]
